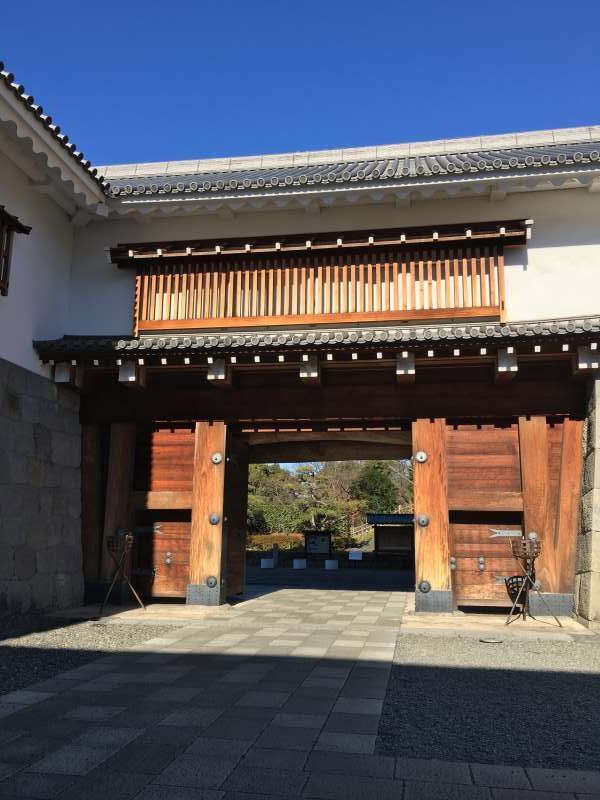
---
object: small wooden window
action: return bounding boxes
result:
[0,206,31,296]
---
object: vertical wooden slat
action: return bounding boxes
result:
[219,261,227,317]
[479,247,487,306]
[417,253,424,310]
[470,247,478,308]
[300,259,307,314]
[497,249,506,320]
[461,248,469,308]
[341,256,348,313]
[307,257,314,314]
[412,418,452,601]
[349,259,356,313]
[488,247,497,308]
[444,251,451,310]
[555,419,584,593]
[410,253,416,311]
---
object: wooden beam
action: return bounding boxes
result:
[131,490,192,510]
[412,418,452,610]
[188,421,228,604]
[447,489,523,512]
[518,416,555,590]
[574,346,600,376]
[554,419,584,593]
[100,423,136,581]
[81,424,103,582]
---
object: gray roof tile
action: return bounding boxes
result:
[33,316,600,361]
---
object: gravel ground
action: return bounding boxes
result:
[377,633,600,770]
[0,613,179,695]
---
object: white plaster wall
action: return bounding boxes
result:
[69,187,600,335]
[0,151,74,375]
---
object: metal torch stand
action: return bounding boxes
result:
[505,536,562,627]
[99,531,146,618]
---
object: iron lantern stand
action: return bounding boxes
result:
[505,533,562,627]
[99,530,146,618]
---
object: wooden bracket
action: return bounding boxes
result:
[54,362,84,390]
[396,352,415,383]
[574,346,600,376]
[118,360,146,388]
[300,355,321,384]
[495,348,518,381]
[207,359,232,387]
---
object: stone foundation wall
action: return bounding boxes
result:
[0,357,83,612]
[575,378,600,624]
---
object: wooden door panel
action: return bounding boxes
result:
[451,513,521,604]
[133,516,190,598]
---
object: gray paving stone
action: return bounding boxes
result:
[152,753,238,789]
[303,772,400,800]
[471,763,531,789]
[222,765,308,796]
[281,697,336,715]
[305,750,395,778]
[203,714,269,741]
[134,788,224,800]
[396,758,473,784]
[255,725,318,751]
[29,745,116,775]
[404,782,492,799]
[0,691,55,706]
[159,707,224,728]
[185,738,250,758]
[100,738,184,775]
[242,747,308,771]
[0,771,76,798]
[333,697,383,715]
[0,736,57,764]
[528,769,600,793]
[147,687,204,703]
[314,732,376,754]
[0,764,18,780]
[74,727,144,749]
[126,725,199,747]
[273,712,326,728]
[323,712,380,734]
[236,691,290,708]
[64,704,127,721]
[491,790,577,799]
[64,769,153,799]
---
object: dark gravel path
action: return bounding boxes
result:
[377,633,600,770]
[0,614,179,695]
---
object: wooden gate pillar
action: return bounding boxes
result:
[225,438,249,596]
[100,423,136,582]
[518,416,582,615]
[187,421,229,605]
[412,418,453,611]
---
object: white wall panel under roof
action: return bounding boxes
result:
[0,150,73,375]
[67,186,600,337]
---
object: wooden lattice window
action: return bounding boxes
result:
[0,206,31,296]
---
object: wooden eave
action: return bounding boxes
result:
[0,205,31,235]
[110,219,529,268]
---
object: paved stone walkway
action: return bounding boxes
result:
[0,588,598,799]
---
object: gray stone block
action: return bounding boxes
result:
[470,763,530,789]
[13,544,36,580]
[152,753,238,788]
[395,757,472,784]
[414,590,454,612]
[529,592,573,616]
[186,583,225,606]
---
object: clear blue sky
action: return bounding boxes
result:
[3,1,600,167]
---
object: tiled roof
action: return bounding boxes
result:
[0,62,106,190]
[104,140,600,200]
[34,316,600,361]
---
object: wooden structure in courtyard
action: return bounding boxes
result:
[36,219,589,612]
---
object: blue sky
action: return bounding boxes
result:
[3,1,600,167]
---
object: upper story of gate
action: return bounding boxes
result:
[65,124,600,339]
